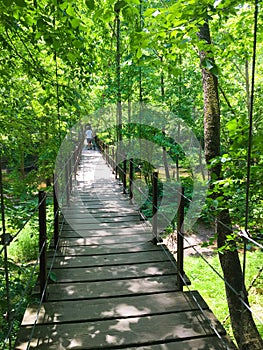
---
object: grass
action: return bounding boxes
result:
[184,249,263,342]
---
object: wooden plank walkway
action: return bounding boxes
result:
[15,149,237,349]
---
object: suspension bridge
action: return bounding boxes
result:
[10,143,238,350]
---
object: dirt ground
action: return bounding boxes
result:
[164,220,217,257]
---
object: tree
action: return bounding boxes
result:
[199,17,263,350]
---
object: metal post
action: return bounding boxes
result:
[115,144,119,180]
[152,172,158,241]
[74,146,77,180]
[53,182,59,248]
[66,161,70,205]
[106,144,109,166]
[69,155,72,194]
[112,147,115,174]
[177,187,184,291]
[129,158,133,201]
[39,191,47,301]
[123,157,127,194]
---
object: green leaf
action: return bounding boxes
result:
[66,5,75,17]
[73,39,83,49]
[144,8,157,17]
[85,0,95,10]
[59,2,68,11]
[102,10,114,22]
[52,39,60,50]
[71,18,80,29]
[226,119,237,132]
[114,0,127,11]
[49,272,57,282]
[94,8,103,20]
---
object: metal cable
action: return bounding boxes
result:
[239,230,263,250]
[156,240,232,349]
[103,145,263,248]
[0,192,49,255]
[177,270,232,350]
[243,0,259,299]
[177,230,263,325]
[25,216,65,350]
[1,203,57,349]
[2,241,46,349]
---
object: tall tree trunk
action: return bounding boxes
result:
[199,21,263,350]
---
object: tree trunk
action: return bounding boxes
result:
[199,20,263,350]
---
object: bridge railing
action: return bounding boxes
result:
[0,184,55,349]
[0,131,84,349]
[97,138,263,338]
[97,138,186,290]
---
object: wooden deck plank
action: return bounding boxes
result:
[60,229,151,238]
[15,310,227,350]
[46,275,179,301]
[58,234,153,245]
[48,261,176,283]
[49,250,173,269]
[55,241,161,256]
[61,222,146,231]
[22,291,207,325]
[64,216,141,224]
[63,212,138,219]
[124,336,237,350]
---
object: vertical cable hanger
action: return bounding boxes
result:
[54,1,61,145]
[243,0,259,290]
[116,6,122,143]
[0,159,12,349]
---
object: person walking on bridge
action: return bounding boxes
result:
[86,125,95,150]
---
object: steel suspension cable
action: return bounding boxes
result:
[2,240,47,349]
[2,190,59,349]
[176,230,263,325]
[157,240,232,349]
[243,0,259,288]
[25,215,65,350]
[0,191,48,255]
[0,159,12,350]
